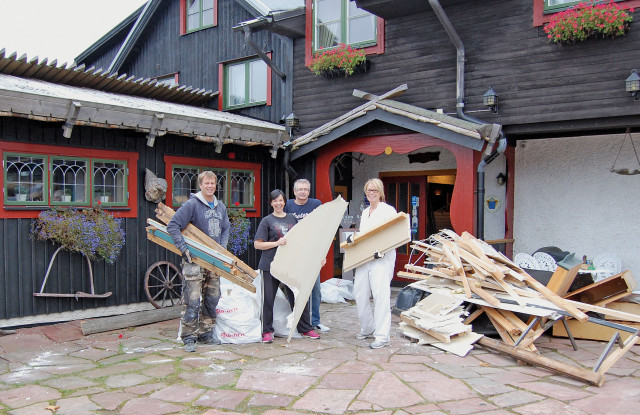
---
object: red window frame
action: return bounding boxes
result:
[533,0,640,26]
[0,141,138,219]
[218,54,273,110]
[180,0,218,35]
[164,155,262,218]
[304,0,385,67]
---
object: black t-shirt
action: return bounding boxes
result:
[254,213,298,271]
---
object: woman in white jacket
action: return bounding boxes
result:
[353,178,397,349]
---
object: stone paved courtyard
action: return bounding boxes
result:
[1,293,639,414]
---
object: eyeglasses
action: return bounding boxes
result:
[366,189,379,194]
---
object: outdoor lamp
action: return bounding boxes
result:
[626,69,640,100]
[285,112,300,137]
[496,172,507,186]
[483,87,499,114]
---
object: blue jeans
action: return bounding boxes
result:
[311,274,321,327]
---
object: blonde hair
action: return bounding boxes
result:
[198,170,218,186]
[363,178,385,203]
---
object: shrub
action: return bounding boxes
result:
[227,207,252,256]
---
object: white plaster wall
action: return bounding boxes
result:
[483,153,508,241]
[514,133,640,289]
[348,147,456,215]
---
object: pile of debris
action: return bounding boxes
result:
[397,230,640,386]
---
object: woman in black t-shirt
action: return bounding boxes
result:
[254,189,319,343]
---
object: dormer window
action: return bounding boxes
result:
[181,0,217,34]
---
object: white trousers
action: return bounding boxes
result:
[353,250,396,342]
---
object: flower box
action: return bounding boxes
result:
[321,60,371,78]
[544,0,634,45]
[308,43,369,77]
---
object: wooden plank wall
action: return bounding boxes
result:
[81,0,294,123]
[293,0,640,139]
[0,117,276,320]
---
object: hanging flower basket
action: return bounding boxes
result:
[31,207,125,264]
[227,206,252,256]
[543,0,634,45]
[308,43,369,77]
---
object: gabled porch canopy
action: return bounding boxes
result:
[289,85,500,160]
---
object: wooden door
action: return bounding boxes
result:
[382,173,455,281]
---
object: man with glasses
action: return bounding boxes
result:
[284,179,330,333]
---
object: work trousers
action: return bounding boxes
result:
[180,261,220,343]
[261,269,313,334]
[353,250,396,342]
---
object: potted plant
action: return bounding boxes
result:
[95,187,111,203]
[63,188,72,202]
[16,184,29,201]
[227,205,252,256]
[307,43,369,77]
[31,207,126,264]
[543,0,634,45]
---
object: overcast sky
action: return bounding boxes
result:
[0,0,148,64]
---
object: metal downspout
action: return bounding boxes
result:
[428,0,507,240]
[242,25,286,81]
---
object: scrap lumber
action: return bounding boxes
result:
[545,253,584,296]
[341,212,411,271]
[81,306,182,335]
[552,318,640,342]
[399,323,483,357]
[155,203,257,279]
[564,270,636,307]
[146,221,256,293]
[477,336,604,386]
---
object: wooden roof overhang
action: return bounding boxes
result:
[0,74,286,149]
[290,90,499,161]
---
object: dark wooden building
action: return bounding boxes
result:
[0,54,286,323]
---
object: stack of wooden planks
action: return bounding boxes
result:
[146,203,257,292]
[397,229,640,386]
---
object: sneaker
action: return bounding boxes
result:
[314,324,330,333]
[370,340,390,349]
[184,339,196,353]
[302,330,320,339]
[355,331,374,340]
[198,333,221,345]
[262,332,273,343]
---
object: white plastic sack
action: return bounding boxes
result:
[321,278,354,303]
[213,275,261,344]
[273,288,301,338]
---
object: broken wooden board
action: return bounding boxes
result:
[146,226,256,293]
[341,212,411,272]
[81,306,182,335]
[399,322,483,357]
[564,270,636,307]
[552,318,640,342]
[155,203,257,279]
[477,336,604,386]
[545,254,585,297]
[270,196,348,341]
[603,301,640,320]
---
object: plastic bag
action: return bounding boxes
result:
[214,275,262,344]
[272,288,302,338]
[321,278,354,303]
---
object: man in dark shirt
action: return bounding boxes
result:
[166,171,230,352]
[284,179,329,333]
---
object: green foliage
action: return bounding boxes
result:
[307,43,367,76]
[31,207,126,263]
[544,0,634,44]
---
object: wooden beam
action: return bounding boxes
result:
[81,306,181,335]
[477,336,604,386]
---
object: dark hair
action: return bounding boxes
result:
[268,189,286,204]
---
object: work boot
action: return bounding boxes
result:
[198,333,221,345]
[184,339,196,352]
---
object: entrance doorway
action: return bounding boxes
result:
[381,171,455,280]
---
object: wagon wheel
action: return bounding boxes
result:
[144,261,184,308]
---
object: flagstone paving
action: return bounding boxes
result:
[0,292,639,414]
